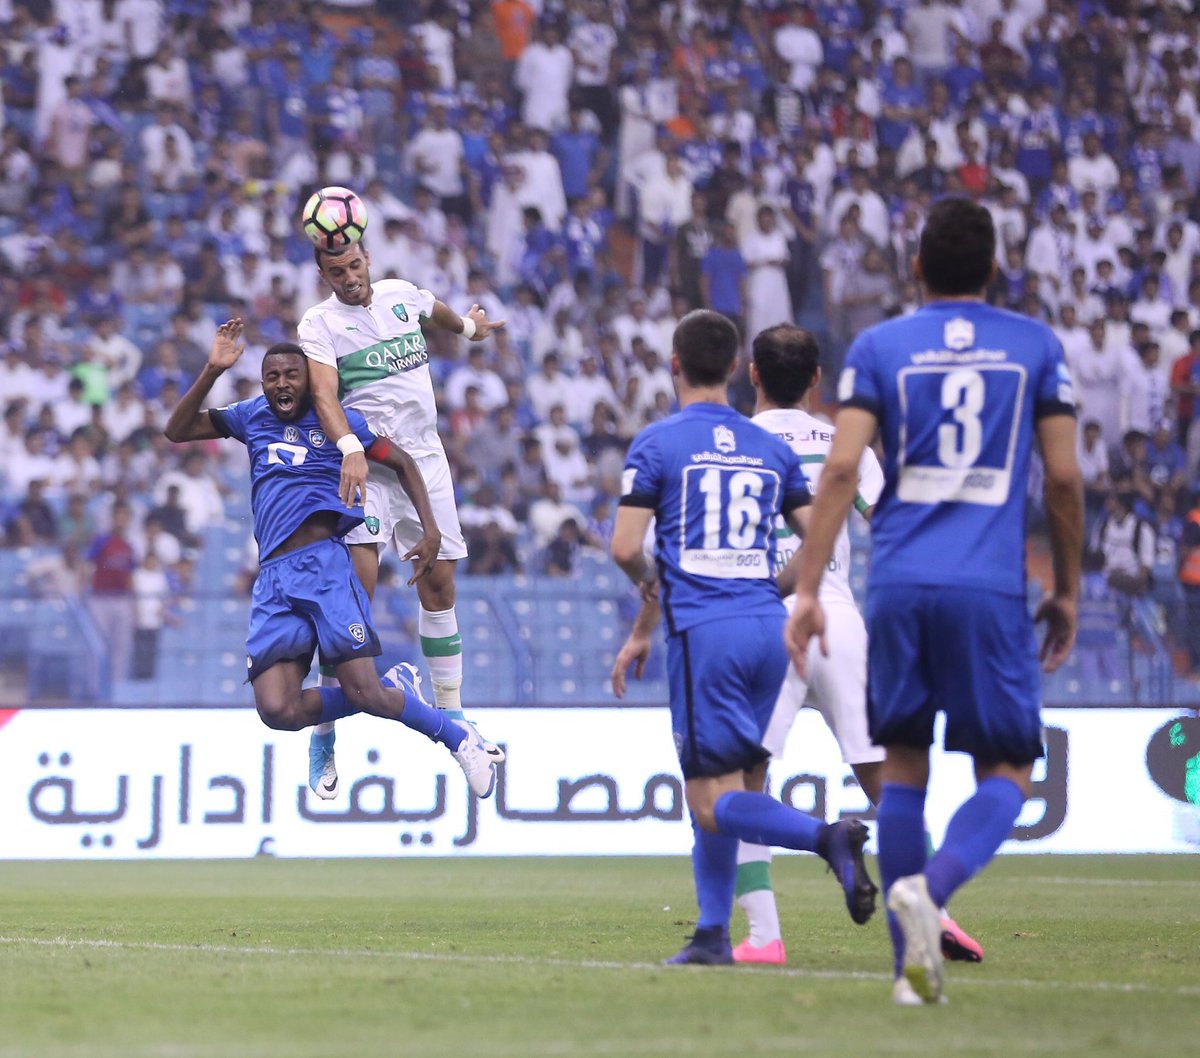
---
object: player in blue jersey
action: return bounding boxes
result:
[786,198,1084,1004]
[164,320,498,798]
[611,310,878,966]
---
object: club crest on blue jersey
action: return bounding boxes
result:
[309,429,327,447]
[944,318,975,350]
[713,425,736,453]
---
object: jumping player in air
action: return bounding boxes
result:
[787,198,1083,1004]
[611,309,877,966]
[297,240,506,800]
[164,319,498,799]
[730,323,983,966]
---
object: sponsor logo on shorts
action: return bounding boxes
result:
[364,516,381,535]
[309,429,327,447]
[284,426,301,443]
[349,623,366,644]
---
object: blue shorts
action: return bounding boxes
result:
[246,538,381,682]
[666,614,788,780]
[865,584,1043,764]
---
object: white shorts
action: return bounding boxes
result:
[762,599,884,766]
[344,449,468,561]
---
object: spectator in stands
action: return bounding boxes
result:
[701,221,747,334]
[85,499,136,682]
[1148,420,1189,503]
[1076,549,1124,686]
[446,345,508,413]
[773,3,823,93]
[131,550,174,680]
[1170,328,1200,454]
[637,153,692,291]
[542,517,589,577]
[529,480,586,550]
[742,205,793,352]
[526,351,573,424]
[461,484,522,576]
[515,20,573,133]
[1095,488,1157,598]
[5,478,58,547]
[1179,495,1200,674]
[1078,420,1111,534]
[840,245,897,345]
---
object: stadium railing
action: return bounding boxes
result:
[0,546,1193,708]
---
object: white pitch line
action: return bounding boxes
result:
[2,935,1198,998]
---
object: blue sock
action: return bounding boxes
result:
[877,783,928,977]
[691,820,738,931]
[925,776,1025,908]
[712,791,822,852]
[397,692,466,751]
[318,688,360,725]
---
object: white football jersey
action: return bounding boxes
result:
[752,407,883,607]
[297,278,444,458]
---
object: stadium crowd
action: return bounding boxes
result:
[2,0,1200,683]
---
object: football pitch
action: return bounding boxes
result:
[0,856,1196,1058]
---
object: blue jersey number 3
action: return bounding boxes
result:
[897,365,1027,507]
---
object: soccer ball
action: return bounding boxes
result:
[301,186,368,251]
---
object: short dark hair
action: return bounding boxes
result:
[917,196,996,296]
[263,341,305,362]
[752,325,820,407]
[672,310,739,386]
[313,241,368,268]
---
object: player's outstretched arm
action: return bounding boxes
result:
[1035,413,1084,672]
[307,358,366,507]
[785,406,877,674]
[367,439,442,584]
[163,318,245,442]
[611,592,662,699]
[429,299,506,342]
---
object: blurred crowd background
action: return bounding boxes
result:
[2,0,1200,702]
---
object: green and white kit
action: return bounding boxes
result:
[298,278,467,558]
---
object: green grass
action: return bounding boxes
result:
[1,856,1197,1058]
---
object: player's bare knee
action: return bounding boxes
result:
[686,790,719,832]
[421,585,455,611]
[255,696,304,731]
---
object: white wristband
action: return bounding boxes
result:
[336,434,365,456]
[460,315,477,340]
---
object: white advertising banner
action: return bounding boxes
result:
[0,707,1197,859]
